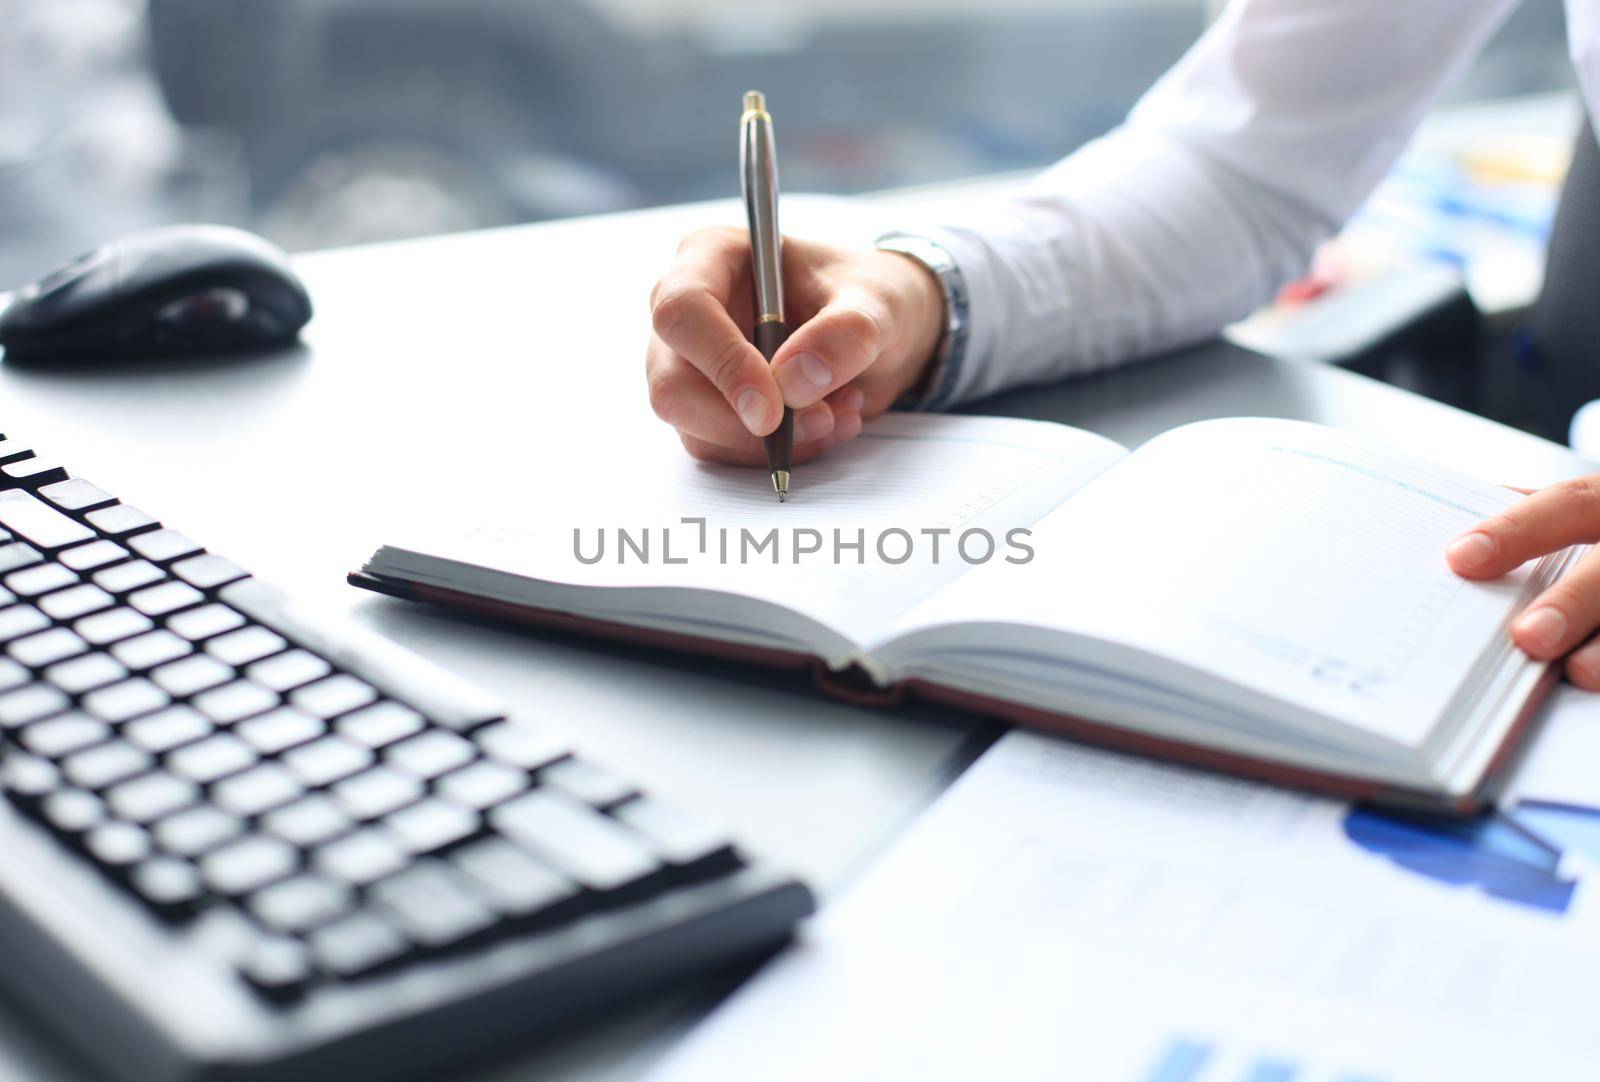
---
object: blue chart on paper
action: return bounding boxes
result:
[1342,800,1600,914]
[1139,1036,1381,1082]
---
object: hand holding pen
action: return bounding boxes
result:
[644,94,946,477]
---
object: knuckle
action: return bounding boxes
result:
[650,286,697,340]
[827,304,882,351]
[706,338,754,392]
[646,368,679,422]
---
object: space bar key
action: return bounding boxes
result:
[219,579,505,731]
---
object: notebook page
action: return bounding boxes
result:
[382,414,1126,650]
[890,418,1557,748]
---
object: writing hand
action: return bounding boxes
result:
[646,227,945,465]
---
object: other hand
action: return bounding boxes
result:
[645,227,945,465]
[1449,478,1600,688]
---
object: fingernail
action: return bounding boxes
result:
[778,352,832,400]
[839,387,866,412]
[1516,607,1567,654]
[735,388,770,434]
[795,406,830,442]
[1447,532,1496,570]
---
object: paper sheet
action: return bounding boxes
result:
[649,703,1600,1082]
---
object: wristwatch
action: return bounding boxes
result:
[875,232,970,410]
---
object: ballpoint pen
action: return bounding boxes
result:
[740,90,793,502]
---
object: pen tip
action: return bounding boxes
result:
[771,469,790,502]
[744,90,766,113]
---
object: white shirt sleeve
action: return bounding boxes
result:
[906,0,1523,408]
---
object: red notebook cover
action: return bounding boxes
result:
[347,570,1557,815]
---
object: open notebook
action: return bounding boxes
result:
[352,414,1579,811]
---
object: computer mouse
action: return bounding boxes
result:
[0,224,312,364]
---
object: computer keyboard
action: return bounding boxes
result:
[0,435,814,1081]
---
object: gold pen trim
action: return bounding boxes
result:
[757,313,784,324]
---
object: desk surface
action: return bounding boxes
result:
[0,195,1592,1081]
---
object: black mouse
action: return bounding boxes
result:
[0,224,312,364]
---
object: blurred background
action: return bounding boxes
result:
[0,0,1578,289]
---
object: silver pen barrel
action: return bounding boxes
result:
[740,90,784,323]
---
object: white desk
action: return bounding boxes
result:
[0,195,1592,1080]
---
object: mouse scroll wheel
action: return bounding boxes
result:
[155,288,251,329]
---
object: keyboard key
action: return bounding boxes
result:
[111,629,192,670]
[83,678,170,723]
[384,798,477,855]
[192,680,277,724]
[168,733,257,784]
[235,707,324,755]
[313,829,408,887]
[153,804,242,857]
[0,489,94,549]
[63,740,152,790]
[6,562,78,597]
[0,542,42,574]
[21,713,109,758]
[0,752,61,801]
[386,729,475,781]
[58,539,128,572]
[45,652,127,694]
[9,627,89,668]
[85,820,154,869]
[332,766,422,821]
[172,553,247,591]
[247,650,330,693]
[38,582,114,620]
[538,758,636,808]
[106,771,198,824]
[124,705,213,754]
[76,607,154,646]
[0,657,29,693]
[371,861,495,949]
[263,795,352,849]
[151,654,233,697]
[58,539,129,572]
[3,457,67,485]
[85,504,157,537]
[284,736,372,788]
[130,857,204,920]
[336,701,424,749]
[93,560,165,594]
[221,579,506,731]
[451,839,580,920]
[201,835,298,896]
[205,625,285,667]
[474,722,568,771]
[167,603,245,642]
[40,787,107,835]
[0,604,51,643]
[129,580,204,617]
[611,797,737,873]
[291,674,377,719]
[213,763,302,818]
[237,935,314,1000]
[490,791,659,893]
[0,584,11,607]
[0,684,69,729]
[19,710,109,761]
[308,911,407,978]
[38,477,114,512]
[435,759,527,810]
[249,874,352,935]
[128,530,202,564]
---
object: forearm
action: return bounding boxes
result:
[915,125,1337,405]
[896,0,1520,409]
